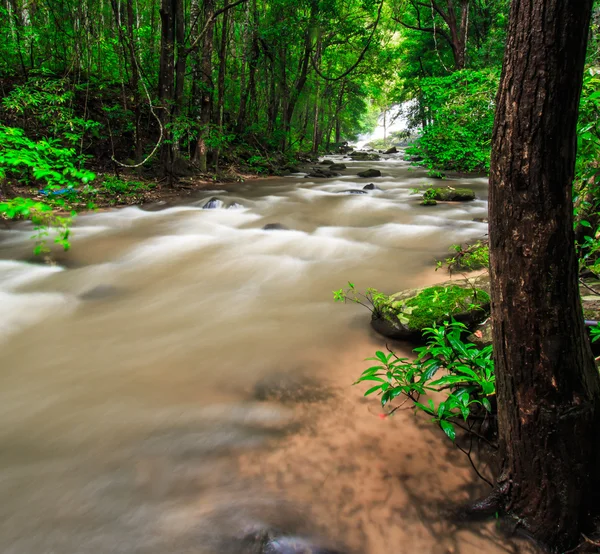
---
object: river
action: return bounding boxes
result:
[0,152,532,553]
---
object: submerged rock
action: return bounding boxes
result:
[203,197,227,209]
[432,187,476,201]
[262,223,289,231]
[263,536,345,554]
[328,163,346,170]
[253,373,332,403]
[362,183,380,190]
[79,285,123,301]
[371,275,491,341]
[338,190,367,195]
[357,169,381,178]
[319,159,335,165]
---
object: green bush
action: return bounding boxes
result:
[407,70,499,173]
[356,321,495,442]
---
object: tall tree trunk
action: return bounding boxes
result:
[488,0,600,550]
[158,0,176,177]
[194,0,215,172]
[214,0,229,168]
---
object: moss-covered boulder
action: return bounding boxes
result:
[433,187,476,201]
[371,275,490,341]
[349,151,381,161]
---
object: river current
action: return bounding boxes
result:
[0,153,532,553]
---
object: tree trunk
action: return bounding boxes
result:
[488,0,600,550]
[194,0,215,172]
[158,0,176,177]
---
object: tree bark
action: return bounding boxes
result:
[193,0,215,172]
[488,0,600,550]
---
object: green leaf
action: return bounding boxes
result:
[440,420,456,441]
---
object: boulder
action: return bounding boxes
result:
[370,275,491,341]
[304,168,340,178]
[329,163,346,170]
[202,197,226,209]
[349,151,380,161]
[262,223,289,231]
[319,159,335,165]
[362,183,380,190]
[357,169,381,178]
[432,187,476,202]
[384,146,398,154]
[283,166,302,174]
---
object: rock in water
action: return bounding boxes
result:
[319,159,335,165]
[262,223,289,231]
[328,163,346,170]
[370,275,491,341]
[349,151,380,161]
[79,285,122,301]
[362,183,379,190]
[384,146,398,154]
[338,190,367,195]
[357,169,381,178]
[304,168,340,178]
[263,537,344,554]
[203,197,226,209]
[432,187,476,201]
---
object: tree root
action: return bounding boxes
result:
[447,481,509,522]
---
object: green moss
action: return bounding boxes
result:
[402,285,490,330]
[433,187,475,201]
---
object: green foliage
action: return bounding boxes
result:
[356,321,495,441]
[406,70,499,173]
[101,176,154,195]
[0,197,73,254]
[437,240,490,274]
[0,125,96,191]
[2,76,102,145]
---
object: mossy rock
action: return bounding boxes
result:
[371,275,491,341]
[349,152,381,161]
[433,187,476,201]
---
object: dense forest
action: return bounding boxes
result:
[2,1,600,553]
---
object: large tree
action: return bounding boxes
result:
[488,0,600,550]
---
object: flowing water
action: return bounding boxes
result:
[0,153,531,553]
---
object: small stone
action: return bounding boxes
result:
[262,223,289,231]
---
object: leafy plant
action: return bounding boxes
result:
[0,197,73,254]
[0,124,95,191]
[356,321,496,484]
[333,282,416,324]
[437,240,490,274]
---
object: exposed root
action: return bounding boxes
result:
[447,481,509,522]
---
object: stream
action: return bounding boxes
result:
[0,152,532,553]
